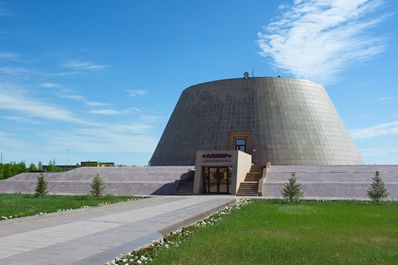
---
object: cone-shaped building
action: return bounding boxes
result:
[150,77,362,166]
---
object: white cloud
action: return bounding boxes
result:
[85,101,109,107]
[139,115,165,122]
[0,4,10,17]
[63,60,107,71]
[0,66,79,77]
[40,82,61,89]
[56,90,109,107]
[258,0,388,83]
[126,89,148,96]
[360,146,398,156]
[43,123,158,153]
[377,96,398,101]
[0,115,44,124]
[0,131,25,148]
[0,83,84,124]
[88,107,141,116]
[351,120,398,139]
[0,51,19,61]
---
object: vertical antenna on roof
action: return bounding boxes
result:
[251,68,254,77]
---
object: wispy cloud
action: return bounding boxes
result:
[0,66,79,77]
[360,146,398,156]
[43,123,157,153]
[0,3,11,17]
[258,0,389,82]
[0,83,84,124]
[56,90,109,107]
[0,115,44,125]
[351,120,398,139]
[88,107,141,116]
[0,131,25,148]
[377,96,398,101]
[63,60,107,71]
[126,89,148,97]
[0,51,19,61]
[139,115,165,122]
[40,82,61,89]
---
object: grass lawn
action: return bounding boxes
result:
[151,200,398,265]
[0,193,134,219]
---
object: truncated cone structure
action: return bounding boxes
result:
[0,77,397,200]
[150,77,363,166]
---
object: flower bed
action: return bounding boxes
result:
[106,199,253,265]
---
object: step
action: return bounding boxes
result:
[250,165,264,172]
[173,181,194,195]
[237,180,259,196]
[245,172,262,181]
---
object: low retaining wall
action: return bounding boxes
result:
[0,166,194,196]
[263,165,398,200]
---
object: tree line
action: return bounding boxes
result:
[0,160,65,180]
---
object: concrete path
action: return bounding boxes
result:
[0,196,235,265]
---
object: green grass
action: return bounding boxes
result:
[0,193,134,219]
[151,201,398,265]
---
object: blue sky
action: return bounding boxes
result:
[0,0,397,165]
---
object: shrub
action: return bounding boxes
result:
[35,174,48,197]
[281,172,303,202]
[368,171,389,203]
[91,174,105,197]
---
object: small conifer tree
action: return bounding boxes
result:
[368,171,389,203]
[281,173,303,202]
[91,174,105,197]
[35,174,48,197]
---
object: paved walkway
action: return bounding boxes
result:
[0,196,235,265]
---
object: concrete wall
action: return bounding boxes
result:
[235,151,252,193]
[263,165,398,200]
[150,77,362,166]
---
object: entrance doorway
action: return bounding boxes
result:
[203,167,231,194]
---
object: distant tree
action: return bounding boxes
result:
[29,163,38,172]
[281,173,303,202]
[37,161,43,172]
[16,161,27,173]
[0,166,4,180]
[90,174,105,197]
[368,171,389,203]
[35,174,48,197]
[46,159,64,172]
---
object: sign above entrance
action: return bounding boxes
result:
[201,153,232,163]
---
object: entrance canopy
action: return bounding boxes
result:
[193,150,252,195]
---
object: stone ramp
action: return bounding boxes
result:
[0,166,194,195]
[0,196,235,265]
[263,165,398,200]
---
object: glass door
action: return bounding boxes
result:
[203,167,231,194]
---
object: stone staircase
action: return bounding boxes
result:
[173,170,195,195]
[237,165,263,196]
